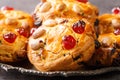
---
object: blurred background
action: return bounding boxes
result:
[89,0,120,14]
[0,0,120,14]
[0,0,40,13]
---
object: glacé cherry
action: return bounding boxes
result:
[112,7,120,14]
[77,0,88,3]
[3,32,17,43]
[16,27,29,38]
[1,6,14,10]
[62,35,76,50]
[72,20,86,34]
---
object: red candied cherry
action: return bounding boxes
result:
[114,28,120,35]
[112,7,120,14]
[30,27,37,35]
[1,6,14,10]
[16,27,29,38]
[72,20,86,34]
[62,35,76,50]
[77,0,88,3]
[3,32,17,43]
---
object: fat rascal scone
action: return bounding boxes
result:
[87,13,120,67]
[0,6,33,62]
[28,0,98,71]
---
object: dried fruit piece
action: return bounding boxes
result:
[16,27,29,37]
[114,28,120,35]
[1,6,14,10]
[34,20,42,27]
[77,0,88,3]
[3,32,17,43]
[72,20,86,34]
[95,40,101,49]
[112,7,120,14]
[62,35,76,50]
[94,19,99,26]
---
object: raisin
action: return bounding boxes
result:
[72,54,82,61]
[95,40,101,49]
[94,19,99,26]
[110,47,116,55]
[34,19,42,27]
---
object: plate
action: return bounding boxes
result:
[1,0,120,77]
[1,61,120,77]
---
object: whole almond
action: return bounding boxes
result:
[32,28,46,39]
[31,40,44,50]
[56,3,66,11]
[73,4,82,14]
[21,21,29,29]
[39,2,51,12]
[5,18,17,25]
[43,19,57,27]
[112,19,120,27]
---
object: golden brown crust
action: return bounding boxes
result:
[0,10,33,62]
[34,0,98,22]
[28,0,98,71]
[87,14,120,67]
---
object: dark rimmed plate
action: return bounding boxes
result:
[1,62,120,77]
[1,0,120,78]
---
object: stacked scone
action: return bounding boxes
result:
[27,0,98,71]
[87,13,120,67]
[0,6,34,62]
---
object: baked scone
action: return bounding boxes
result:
[28,0,98,71]
[0,6,33,62]
[87,14,120,67]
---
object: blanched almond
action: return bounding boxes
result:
[55,18,68,24]
[73,4,82,14]
[5,18,17,25]
[43,19,57,27]
[56,3,66,11]
[17,15,25,19]
[32,28,45,39]
[39,2,51,12]
[31,40,44,50]
[112,19,120,27]
[45,12,55,19]
[21,21,29,29]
